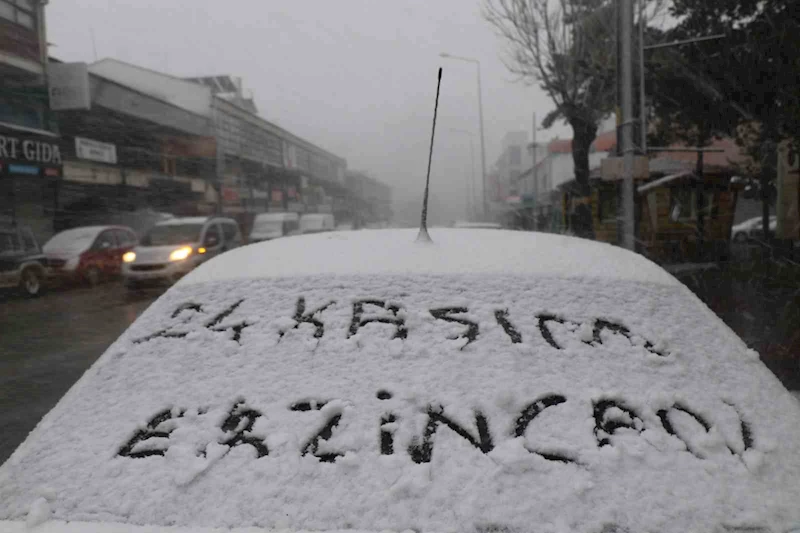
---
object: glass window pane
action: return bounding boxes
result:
[0,1,15,21]
[17,10,33,28]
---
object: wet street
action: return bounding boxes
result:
[0,284,161,465]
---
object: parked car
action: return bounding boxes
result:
[299,213,335,234]
[453,221,503,229]
[43,225,138,286]
[122,216,242,289]
[249,212,300,243]
[3,229,800,533]
[747,216,777,240]
[335,222,355,231]
[731,215,776,242]
[0,225,48,297]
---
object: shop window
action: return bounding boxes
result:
[0,0,35,29]
[0,96,45,130]
[598,187,618,222]
[0,2,14,21]
[669,188,696,221]
[702,191,718,219]
[162,155,177,176]
[16,9,31,28]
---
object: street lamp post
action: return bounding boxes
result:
[449,128,476,220]
[440,52,488,219]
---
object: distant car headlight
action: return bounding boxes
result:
[169,247,192,262]
[122,251,136,263]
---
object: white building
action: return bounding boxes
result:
[491,131,533,201]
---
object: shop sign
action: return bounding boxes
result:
[0,134,62,165]
[48,63,91,111]
[222,187,240,203]
[75,137,117,164]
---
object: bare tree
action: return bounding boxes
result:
[484,0,619,237]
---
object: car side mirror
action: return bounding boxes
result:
[205,235,219,247]
[101,241,112,249]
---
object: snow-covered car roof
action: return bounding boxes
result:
[155,216,211,226]
[42,226,131,254]
[2,229,800,533]
[179,229,678,286]
[253,212,299,221]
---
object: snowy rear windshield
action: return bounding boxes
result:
[2,274,800,533]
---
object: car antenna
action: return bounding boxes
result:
[416,67,442,243]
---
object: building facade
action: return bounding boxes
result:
[344,171,392,227]
[86,60,349,234]
[0,0,61,239]
[491,131,532,203]
[3,5,372,242]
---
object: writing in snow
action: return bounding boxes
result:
[132,297,667,356]
[117,393,755,468]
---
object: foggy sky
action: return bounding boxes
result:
[47,0,572,221]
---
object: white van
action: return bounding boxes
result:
[249,212,300,243]
[299,213,335,234]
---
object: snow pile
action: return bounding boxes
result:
[2,256,800,532]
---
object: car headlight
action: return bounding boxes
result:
[169,246,193,262]
[122,251,136,263]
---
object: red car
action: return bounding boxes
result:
[43,225,138,286]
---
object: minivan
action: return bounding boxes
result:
[122,216,242,289]
[299,213,335,234]
[249,212,300,243]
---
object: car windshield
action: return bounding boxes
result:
[141,224,203,246]
[42,229,99,253]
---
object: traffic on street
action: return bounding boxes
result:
[0,284,160,465]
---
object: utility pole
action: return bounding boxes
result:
[532,111,538,230]
[449,128,477,221]
[620,0,635,251]
[468,137,476,220]
[439,54,488,220]
[638,0,646,153]
[476,65,488,220]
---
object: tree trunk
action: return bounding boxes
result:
[759,139,777,247]
[569,117,598,239]
[761,172,771,245]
